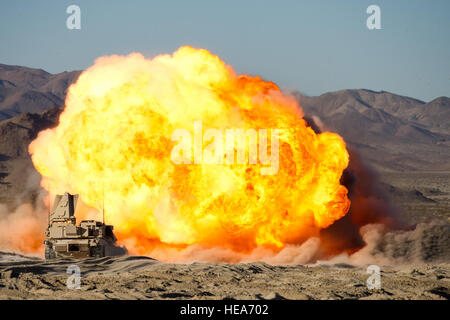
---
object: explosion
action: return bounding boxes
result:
[29,46,350,260]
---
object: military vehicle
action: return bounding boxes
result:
[44,192,127,259]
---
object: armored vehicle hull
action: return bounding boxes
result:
[44,193,127,259]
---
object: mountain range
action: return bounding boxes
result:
[0,63,81,121]
[295,90,450,172]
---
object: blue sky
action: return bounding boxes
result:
[0,0,449,101]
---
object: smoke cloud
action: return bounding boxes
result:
[0,202,46,255]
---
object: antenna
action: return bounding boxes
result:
[102,184,105,224]
[48,196,51,226]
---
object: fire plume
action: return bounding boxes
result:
[29,47,350,260]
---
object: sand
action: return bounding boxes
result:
[0,253,448,300]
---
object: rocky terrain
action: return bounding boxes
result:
[1,219,448,300]
[0,254,448,300]
[295,90,450,172]
[0,64,80,121]
[0,108,62,206]
[0,214,448,300]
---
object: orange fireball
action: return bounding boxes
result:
[29,46,350,259]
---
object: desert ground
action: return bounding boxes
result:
[1,170,449,300]
[0,254,448,300]
[379,171,450,224]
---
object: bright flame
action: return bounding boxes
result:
[29,46,350,259]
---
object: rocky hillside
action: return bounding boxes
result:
[0,64,80,121]
[295,89,450,171]
[0,108,62,205]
